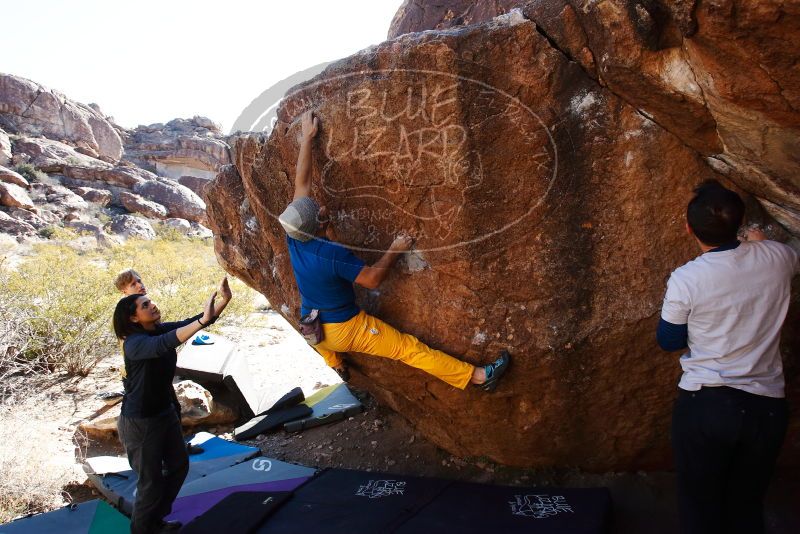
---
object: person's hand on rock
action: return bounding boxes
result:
[390,232,414,253]
[302,110,319,141]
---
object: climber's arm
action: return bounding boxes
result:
[354,234,413,290]
[293,110,319,201]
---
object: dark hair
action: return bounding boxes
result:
[113,294,144,340]
[686,180,744,246]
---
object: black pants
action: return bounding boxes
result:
[118,410,189,534]
[672,386,788,534]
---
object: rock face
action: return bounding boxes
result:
[124,117,231,181]
[388,0,520,38]
[108,214,156,240]
[12,137,111,173]
[0,74,123,161]
[133,178,206,223]
[0,181,34,209]
[0,165,28,188]
[0,128,10,166]
[0,210,36,237]
[0,75,227,240]
[388,0,800,237]
[118,191,169,220]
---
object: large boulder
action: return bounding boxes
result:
[11,137,111,173]
[0,181,34,209]
[0,127,10,166]
[118,191,169,219]
[124,116,231,181]
[39,183,88,213]
[0,210,36,237]
[71,186,113,206]
[107,214,156,240]
[177,175,211,198]
[0,74,123,161]
[133,177,206,223]
[204,12,800,471]
[0,165,28,188]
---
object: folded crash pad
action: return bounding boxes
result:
[84,432,259,514]
[166,456,315,525]
[223,355,305,420]
[0,499,129,533]
[234,404,312,441]
[284,383,363,433]
[175,334,236,384]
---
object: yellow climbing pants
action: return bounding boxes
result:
[314,311,474,390]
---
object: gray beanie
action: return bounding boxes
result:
[278,196,320,242]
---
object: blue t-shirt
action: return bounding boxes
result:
[286,236,365,323]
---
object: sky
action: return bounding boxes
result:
[1,0,403,132]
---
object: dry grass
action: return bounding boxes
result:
[0,407,76,524]
[0,235,257,394]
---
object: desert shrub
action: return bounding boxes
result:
[13,162,48,183]
[0,236,256,381]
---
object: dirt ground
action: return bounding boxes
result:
[1,300,798,533]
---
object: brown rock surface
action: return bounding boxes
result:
[387,0,800,237]
[107,214,156,240]
[203,14,798,470]
[0,74,123,161]
[0,127,10,166]
[0,165,29,188]
[133,178,206,223]
[388,0,521,38]
[0,181,34,209]
[118,191,169,219]
[177,175,211,197]
[71,186,113,206]
[12,137,111,173]
[0,210,36,237]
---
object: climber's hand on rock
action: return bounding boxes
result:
[302,110,319,141]
[390,233,414,253]
[744,228,767,241]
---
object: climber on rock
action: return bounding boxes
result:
[658,180,798,534]
[277,110,509,392]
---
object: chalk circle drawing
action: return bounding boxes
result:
[510,494,574,519]
[234,67,558,253]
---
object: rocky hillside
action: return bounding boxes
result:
[205,0,800,471]
[0,73,231,242]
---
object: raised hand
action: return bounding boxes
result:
[202,291,218,325]
[218,276,232,302]
[302,110,319,141]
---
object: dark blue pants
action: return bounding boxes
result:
[672,386,788,534]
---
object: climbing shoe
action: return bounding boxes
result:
[480,350,511,392]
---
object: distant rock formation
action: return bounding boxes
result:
[0,73,221,241]
[206,2,799,470]
[123,117,231,182]
[0,74,123,161]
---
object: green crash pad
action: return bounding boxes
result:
[284,383,364,433]
[0,499,129,533]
